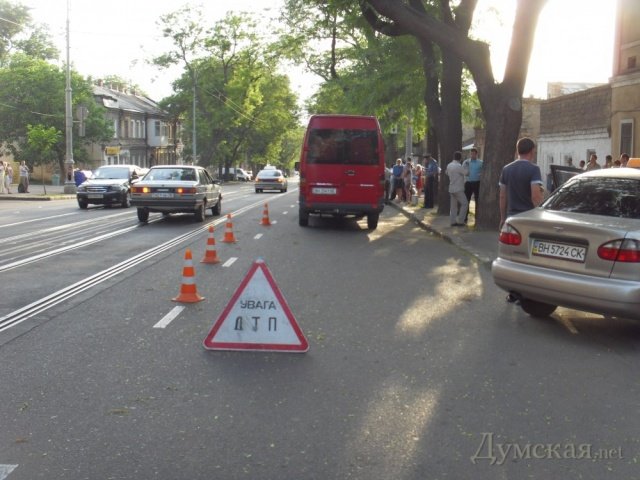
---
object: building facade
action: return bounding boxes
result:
[611,0,640,159]
[86,83,181,168]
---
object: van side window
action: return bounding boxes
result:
[308,129,378,165]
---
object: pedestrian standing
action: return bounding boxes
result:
[445,151,468,227]
[462,148,483,224]
[620,153,630,168]
[19,160,30,193]
[0,161,5,194]
[403,158,413,203]
[423,153,439,209]
[499,137,544,230]
[392,158,404,202]
[5,162,13,193]
[586,153,601,171]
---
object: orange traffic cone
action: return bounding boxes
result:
[201,225,221,264]
[260,203,271,226]
[222,214,237,243]
[173,249,205,303]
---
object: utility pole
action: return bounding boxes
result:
[192,73,197,165]
[63,0,76,193]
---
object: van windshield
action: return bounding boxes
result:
[307,129,378,165]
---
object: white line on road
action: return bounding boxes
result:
[0,212,77,229]
[271,220,277,224]
[223,257,238,267]
[282,211,288,215]
[0,465,18,479]
[254,233,263,239]
[154,306,185,329]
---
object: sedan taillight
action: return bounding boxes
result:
[131,186,150,193]
[597,239,640,262]
[176,187,197,195]
[499,223,521,246]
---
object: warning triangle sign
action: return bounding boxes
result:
[203,259,309,352]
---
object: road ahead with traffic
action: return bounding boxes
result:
[0,179,638,479]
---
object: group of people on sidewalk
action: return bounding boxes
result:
[390,136,547,231]
[0,160,30,194]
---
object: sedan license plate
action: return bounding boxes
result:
[152,192,174,198]
[532,239,586,263]
[312,187,336,195]
[88,194,103,199]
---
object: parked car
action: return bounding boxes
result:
[224,167,253,181]
[255,169,288,193]
[492,168,640,320]
[76,164,144,209]
[130,165,222,222]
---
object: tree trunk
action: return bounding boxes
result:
[436,51,463,215]
[475,88,523,229]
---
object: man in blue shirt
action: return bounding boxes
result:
[462,148,483,224]
[499,137,544,229]
[422,153,439,208]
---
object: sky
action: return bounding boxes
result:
[19,0,617,103]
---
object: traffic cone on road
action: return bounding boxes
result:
[201,225,221,264]
[222,214,237,243]
[173,249,205,303]
[260,203,271,226]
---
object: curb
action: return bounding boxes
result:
[388,201,494,268]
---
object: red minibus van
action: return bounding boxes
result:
[297,114,386,229]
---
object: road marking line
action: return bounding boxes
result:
[283,211,288,215]
[223,257,238,267]
[154,306,185,329]
[0,465,18,479]
[254,233,263,239]
[271,220,277,224]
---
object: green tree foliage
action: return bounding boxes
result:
[0,0,58,65]
[153,9,299,172]
[0,54,113,173]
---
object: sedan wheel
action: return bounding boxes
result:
[520,299,557,318]
[121,191,131,208]
[194,203,206,222]
[212,196,221,215]
[137,208,149,223]
[78,199,88,209]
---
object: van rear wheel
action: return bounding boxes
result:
[367,212,379,230]
[299,208,309,227]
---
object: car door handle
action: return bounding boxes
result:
[345,170,355,176]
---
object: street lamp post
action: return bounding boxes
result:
[63,0,76,194]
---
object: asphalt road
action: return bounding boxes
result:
[0,181,639,479]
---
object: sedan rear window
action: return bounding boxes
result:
[544,177,640,218]
[144,168,197,181]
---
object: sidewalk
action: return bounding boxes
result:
[0,184,75,201]
[388,198,499,268]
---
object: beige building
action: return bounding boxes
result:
[611,0,640,159]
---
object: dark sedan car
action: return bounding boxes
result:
[76,164,144,209]
[492,168,640,320]
[130,165,222,222]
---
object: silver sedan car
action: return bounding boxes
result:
[130,165,222,222]
[492,168,640,320]
[255,169,288,193]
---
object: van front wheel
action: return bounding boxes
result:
[299,208,309,227]
[367,212,379,230]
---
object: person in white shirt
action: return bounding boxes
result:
[445,151,468,227]
[0,161,5,194]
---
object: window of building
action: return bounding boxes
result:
[113,119,118,138]
[620,121,633,156]
[155,120,161,137]
[628,56,637,70]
